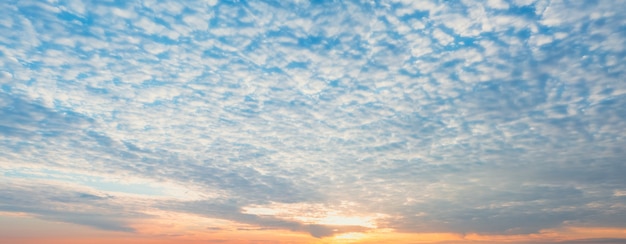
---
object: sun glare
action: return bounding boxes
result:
[318,215,376,228]
[333,232,368,242]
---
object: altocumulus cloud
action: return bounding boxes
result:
[1,0,626,241]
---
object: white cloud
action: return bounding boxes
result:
[531,34,554,46]
[64,0,86,15]
[487,0,510,9]
[433,28,454,45]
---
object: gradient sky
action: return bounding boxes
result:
[1,0,626,243]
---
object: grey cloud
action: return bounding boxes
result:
[163,200,367,238]
[0,181,147,233]
[39,213,135,233]
[557,238,626,244]
[0,93,92,138]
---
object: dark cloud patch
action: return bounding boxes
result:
[0,181,147,233]
[163,200,368,238]
[0,93,92,139]
[557,238,626,244]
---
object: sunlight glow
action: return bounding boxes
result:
[333,232,368,241]
[317,215,376,228]
[242,202,383,229]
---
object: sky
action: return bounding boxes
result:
[1,0,626,243]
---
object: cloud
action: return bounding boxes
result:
[162,200,368,238]
[557,239,626,244]
[0,0,625,241]
[0,179,146,232]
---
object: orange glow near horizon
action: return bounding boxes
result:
[321,231,464,244]
[3,212,626,244]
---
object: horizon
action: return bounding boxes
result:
[1,0,626,243]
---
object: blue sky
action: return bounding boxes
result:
[1,0,626,243]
